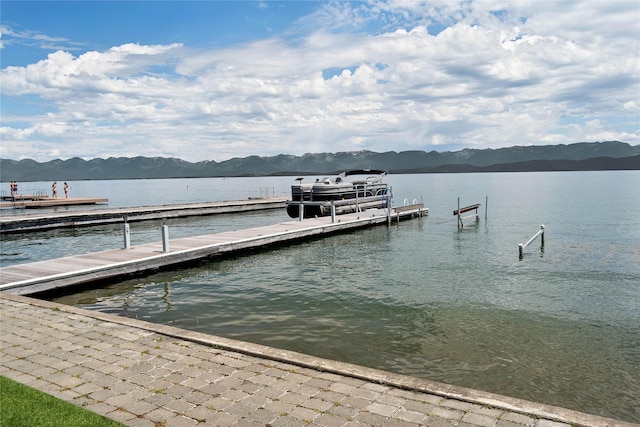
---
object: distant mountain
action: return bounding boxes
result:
[1,141,638,182]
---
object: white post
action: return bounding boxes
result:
[485,196,488,221]
[519,243,524,259]
[331,201,336,223]
[162,225,170,252]
[123,222,131,249]
[298,203,304,221]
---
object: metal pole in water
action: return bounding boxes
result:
[457,197,461,229]
[162,225,170,252]
[485,196,488,221]
[519,243,524,259]
[540,224,545,246]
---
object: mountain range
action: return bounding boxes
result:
[1,141,638,181]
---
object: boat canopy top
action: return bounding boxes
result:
[341,169,387,177]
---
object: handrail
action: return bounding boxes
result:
[519,225,545,259]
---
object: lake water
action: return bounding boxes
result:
[2,171,639,423]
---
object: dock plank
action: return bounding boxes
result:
[0,206,428,295]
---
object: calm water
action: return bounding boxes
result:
[2,172,639,422]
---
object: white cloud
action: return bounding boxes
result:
[1,1,638,162]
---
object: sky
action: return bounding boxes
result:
[1,1,639,163]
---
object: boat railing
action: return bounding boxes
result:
[289,194,389,221]
[287,194,387,208]
[259,187,276,199]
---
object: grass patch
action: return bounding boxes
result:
[0,376,124,427]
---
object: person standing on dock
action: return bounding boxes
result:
[51,181,57,198]
[64,182,69,198]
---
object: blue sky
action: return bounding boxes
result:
[1,1,639,162]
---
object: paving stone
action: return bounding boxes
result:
[142,391,174,407]
[203,396,235,411]
[105,408,138,424]
[395,407,427,424]
[89,385,119,402]
[182,405,220,422]
[83,401,118,416]
[470,406,504,418]
[281,391,312,406]
[314,412,350,427]
[537,420,571,427]
[220,387,249,401]
[429,405,465,421]
[422,415,458,427]
[376,393,407,407]
[315,389,346,404]
[367,401,398,417]
[326,403,360,419]
[461,411,499,427]
[302,397,334,412]
[181,389,211,405]
[243,394,271,408]
[264,399,295,415]
[164,398,196,414]
[73,381,105,396]
[499,412,537,426]
[442,398,477,411]
[352,411,389,425]
[400,398,436,414]
[203,411,242,426]
[496,420,529,427]
[236,381,263,395]
[121,417,159,427]
[289,406,321,422]
[341,396,372,410]
[350,387,381,401]
[270,415,309,427]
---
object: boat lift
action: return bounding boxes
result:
[454,199,480,229]
[453,196,489,229]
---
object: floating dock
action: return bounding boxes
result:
[0,196,109,209]
[0,197,288,233]
[0,205,427,296]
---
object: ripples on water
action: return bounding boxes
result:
[5,172,639,423]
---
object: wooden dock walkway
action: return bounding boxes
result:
[0,205,427,296]
[0,197,288,233]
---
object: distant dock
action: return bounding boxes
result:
[0,205,427,296]
[0,196,109,209]
[0,197,288,233]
